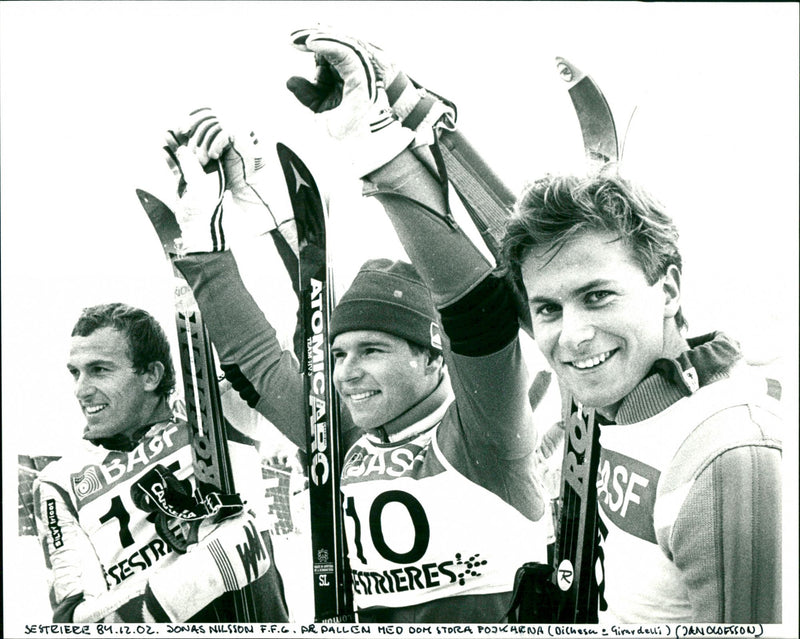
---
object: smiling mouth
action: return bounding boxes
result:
[84,404,108,416]
[568,349,617,370]
[347,390,380,403]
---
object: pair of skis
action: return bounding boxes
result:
[136,185,256,622]
[443,57,617,623]
[137,146,352,622]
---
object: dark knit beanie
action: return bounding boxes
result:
[330,259,442,353]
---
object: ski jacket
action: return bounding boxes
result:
[342,386,549,619]
[175,227,550,622]
[33,414,289,623]
[597,332,782,623]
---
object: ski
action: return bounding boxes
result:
[275,143,354,622]
[548,400,603,621]
[409,56,617,266]
[555,56,619,165]
[135,188,255,622]
[547,55,618,623]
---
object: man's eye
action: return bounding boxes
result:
[586,290,614,304]
[534,304,560,318]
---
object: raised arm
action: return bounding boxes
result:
[366,150,545,520]
[287,29,546,519]
[175,249,307,449]
[155,110,311,449]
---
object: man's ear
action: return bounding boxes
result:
[425,350,444,376]
[142,361,165,392]
[662,264,682,319]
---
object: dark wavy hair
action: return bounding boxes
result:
[501,169,687,331]
[71,303,176,399]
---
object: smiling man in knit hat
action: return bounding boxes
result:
[329,258,446,437]
[161,99,552,621]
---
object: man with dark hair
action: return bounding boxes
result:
[33,302,289,623]
[501,172,782,622]
[70,303,177,402]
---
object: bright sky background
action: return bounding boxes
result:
[2,1,798,630]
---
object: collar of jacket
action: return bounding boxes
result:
[366,371,453,445]
[613,331,742,425]
[92,402,177,451]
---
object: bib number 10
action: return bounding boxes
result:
[344,490,430,564]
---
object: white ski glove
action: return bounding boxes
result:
[166,109,299,255]
[146,509,272,621]
[181,108,296,251]
[288,27,456,154]
[164,132,227,254]
[287,28,414,177]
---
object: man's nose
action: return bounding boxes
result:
[558,307,596,351]
[334,353,362,384]
[74,372,95,399]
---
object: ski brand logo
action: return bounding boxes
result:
[430,322,442,350]
[557,559,574,591]
[290,161,311,193]
[562,405,595,492]
[307,277,330,487]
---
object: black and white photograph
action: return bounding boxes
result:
[2,2,797,636]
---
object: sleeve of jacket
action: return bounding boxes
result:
[364,150,545,522]
[659,402,782,623]
[174,250,307,449]
[33,478,125,622]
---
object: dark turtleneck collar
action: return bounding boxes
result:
[367,372,452,445]
[614,332,742,425]
[90,403,175,452]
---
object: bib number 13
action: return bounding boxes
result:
[344,490,430,564]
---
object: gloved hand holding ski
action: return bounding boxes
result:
[287,28,414,176]
[289,27,457,149]
[163,129,227,254]
[166,109,298,254]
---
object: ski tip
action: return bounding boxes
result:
[555,56,586,86]
[135,189,178,220]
